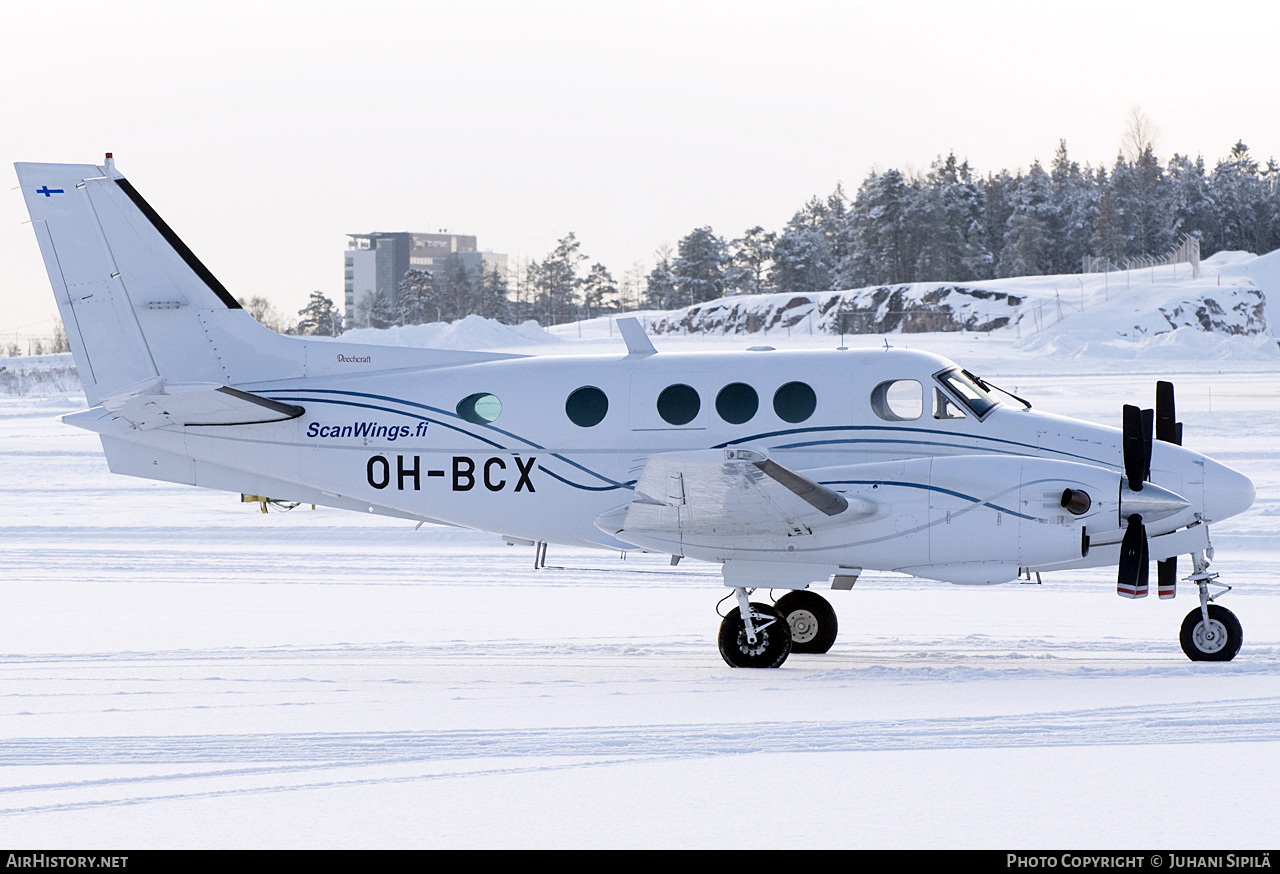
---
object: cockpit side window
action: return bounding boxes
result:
[934,388,966,420]
[935,368,998,419]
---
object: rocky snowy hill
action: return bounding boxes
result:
[643,249,1277,341]
[6,250,1280,398]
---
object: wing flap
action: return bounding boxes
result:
[596,449,875,547]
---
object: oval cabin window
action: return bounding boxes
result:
[565,386,609,427]
[457,393,502,425]
[773,381,816,423]
[715,382,759,424]
[657,384,701,426]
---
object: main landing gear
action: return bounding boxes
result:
[717,588,838,668]
[773,590,838,654]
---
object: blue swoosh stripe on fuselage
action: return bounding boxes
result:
[271,388,624,486]
[538,467,635,492]
[718,424,1109,467]
[267,389,1111,493]
[819,478,1039,521]
[268,391,632,491]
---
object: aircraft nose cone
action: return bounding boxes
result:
[1202,458,1255,523]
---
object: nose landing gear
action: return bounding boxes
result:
[1178,550,1242,662]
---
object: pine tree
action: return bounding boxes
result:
[997,163,1056,278]
[645,244,678,309]
[1213,141,1268,253]
[727,227,776,295]
[438,255,475,322]
[672,227,727,305]
[395,269,438,325]
[533,233,585,324]
[364,291,398,329]
[771,191,851,293]
[1049,141,1098,274]
[296,290,341,336]
[1167,153,1217,251]
[1091,181,1127,265]
[580,263,618,318]
[848,169,915,285]
[474,266,511,322]
[912,154,991,282]
[1111,146,1174,258]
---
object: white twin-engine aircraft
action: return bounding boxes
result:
[16,157,1257,667]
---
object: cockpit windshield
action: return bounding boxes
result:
[935,368,998,419]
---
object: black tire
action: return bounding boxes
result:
[1180,603,1243,662]
[718,603,791,668]
[773,590,838,654]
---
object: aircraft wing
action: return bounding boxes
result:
[95,378,305,430]
[595,449,876,548]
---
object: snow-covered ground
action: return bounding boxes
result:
[4,270,1280,847]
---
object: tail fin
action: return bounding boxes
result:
[15,157,300,405]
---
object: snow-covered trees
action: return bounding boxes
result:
[1213,141,1273,254]
[672,227,727,307]
[998,162,1056,278]
[295,291,342,336]
[668,137,1280,298]
[581,263,618,318]
[645,244,678,309]
[338,136,1280,330]
[726,227,776,295]
[394,268,438,325]
[530,233,586,325]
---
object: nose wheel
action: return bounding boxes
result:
[1180,603,1242,662]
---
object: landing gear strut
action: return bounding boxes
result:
[718,588,791,668]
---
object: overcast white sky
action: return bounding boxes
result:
[4,0,1279,334]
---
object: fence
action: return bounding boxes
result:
[1082,233,1201,279]
[0,333,69,357]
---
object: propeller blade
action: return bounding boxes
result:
[1156,381,1182,446]
[1157,557,1177,599]
[1117,515,1149,598]
[1141,409,1154,480]
[1122,405,1152,490]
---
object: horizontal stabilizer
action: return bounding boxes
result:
[94,379,304,430]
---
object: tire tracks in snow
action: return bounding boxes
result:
[3,695,1279,814]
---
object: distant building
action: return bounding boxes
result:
[344,232,509,324]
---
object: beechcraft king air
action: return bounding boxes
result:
[15,157,1258,667]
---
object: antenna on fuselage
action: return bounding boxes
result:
[616,317,657,357]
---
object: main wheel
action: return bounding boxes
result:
[1179,603,1243,662]
[718,603,791,668]
[773,590,838,654]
